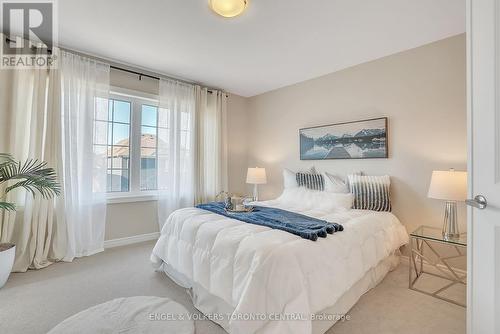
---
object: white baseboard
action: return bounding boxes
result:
[104,232,160,249]
[401,255,467,276]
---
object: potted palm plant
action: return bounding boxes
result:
[0,153,60,288]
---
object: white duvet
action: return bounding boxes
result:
[151,188,408,334]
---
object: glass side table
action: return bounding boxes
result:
[409,225,467,307]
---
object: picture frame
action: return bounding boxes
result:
[299,117,388,160]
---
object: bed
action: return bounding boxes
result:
[151,187,408,334]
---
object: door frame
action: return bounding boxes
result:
[466,1,473,332]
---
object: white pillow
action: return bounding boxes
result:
[283,169,298,189]
[323,172,349,193]
[277,187,353,211]
[316,191,353,211]
[322,171,363,193]
[309,166,319,174]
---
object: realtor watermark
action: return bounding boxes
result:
[0,0,58,69]
[148,312,351,322]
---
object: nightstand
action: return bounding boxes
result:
[409,225,467,307]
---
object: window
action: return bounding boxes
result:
[94,98,132,193]
[140,104,171,191]
[93,89,172,198]
[107,99,131,192]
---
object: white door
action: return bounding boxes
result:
[468,0,500,333]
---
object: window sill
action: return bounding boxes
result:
[106,193,158,204]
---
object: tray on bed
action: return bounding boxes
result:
[224,206,254,213]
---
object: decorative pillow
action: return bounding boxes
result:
[283,167,318,189]
[348,174,391,212]
[296,172,324,191]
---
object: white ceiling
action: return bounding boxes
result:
[59,0,465,97]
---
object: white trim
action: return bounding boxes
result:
[104,232,160,249]
[106,193,158,204]
[130,94,141,193]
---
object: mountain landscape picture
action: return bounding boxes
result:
[300,117,388,160]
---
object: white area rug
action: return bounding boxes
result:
[48,296,194,334]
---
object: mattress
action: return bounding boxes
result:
[151,191,408,334]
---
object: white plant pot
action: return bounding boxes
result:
[0,243,15,288]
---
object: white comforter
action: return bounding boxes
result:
[151,190,408,334]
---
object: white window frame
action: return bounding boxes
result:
[106,86,160,203]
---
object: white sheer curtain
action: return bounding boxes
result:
[60,51,110,260]
[156,79,229,228]
[157,79,196,228]
[0,48,66,272]
[0,46,110,271]
[194,86,228,204]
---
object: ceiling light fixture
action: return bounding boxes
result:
[209,0,248,18]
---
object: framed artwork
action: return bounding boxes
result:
[299,117,388,160]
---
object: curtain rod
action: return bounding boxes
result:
[110,66,221,95]
[4,36,228,96]
[110,65,159,81]
[110,66,231,97]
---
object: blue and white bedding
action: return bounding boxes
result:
[151,187,408,334]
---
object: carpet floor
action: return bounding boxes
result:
[0,241,465,334]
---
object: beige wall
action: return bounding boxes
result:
[227,94,250,196]
[105,201,158,240]
[237,34,467,236]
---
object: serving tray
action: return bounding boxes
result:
[225,206,254,213]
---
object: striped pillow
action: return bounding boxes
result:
[348,174,391,211]
[296,172,325,191]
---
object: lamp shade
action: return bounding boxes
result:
[246,167,267,184]
[428,170,467,201]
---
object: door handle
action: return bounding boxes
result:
[466,195,488,209]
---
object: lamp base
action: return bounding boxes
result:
[253,184,259,202]
[442,201,460,240]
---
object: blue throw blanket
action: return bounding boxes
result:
[195,202,343,241]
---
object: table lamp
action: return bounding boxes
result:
[427,169,467,239]
[246,167,267,201]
